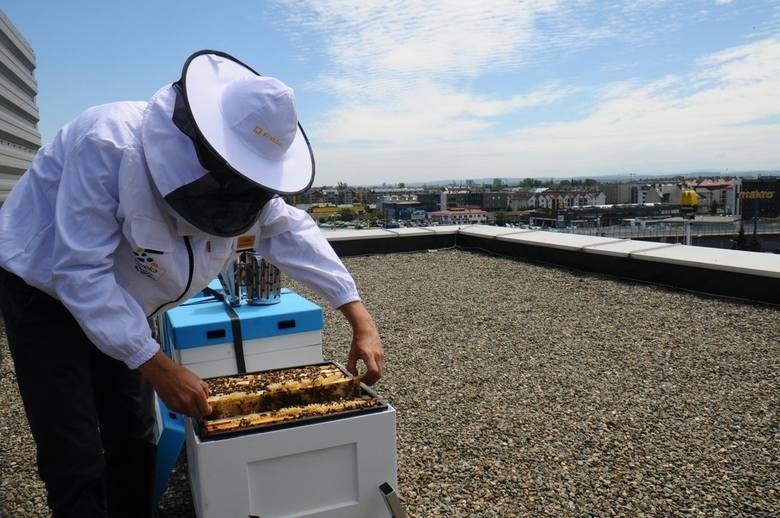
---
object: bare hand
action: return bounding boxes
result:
[340,301,384,385]
[137,350,212,418]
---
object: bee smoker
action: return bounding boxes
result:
[223,252,282,306]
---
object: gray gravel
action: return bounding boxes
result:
[2,249,779,517]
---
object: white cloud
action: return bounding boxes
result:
[313,80,576,145]
[574,38,780,135]
[285,0,586,149]
[273,1,780,184]
[314,37,780,182]
[287,0,559,79]
[495,37,780,173]
[715,0,734,5]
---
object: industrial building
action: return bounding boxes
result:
[739,177,779,220]
[0,10,39,204]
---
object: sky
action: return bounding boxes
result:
[4,0,780,186]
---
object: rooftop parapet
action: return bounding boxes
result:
[323,225,779,305]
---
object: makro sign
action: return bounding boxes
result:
[740,191,775,200]
[740,179,779,219]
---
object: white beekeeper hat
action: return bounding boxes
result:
[181,50,314,194]
[142,50,315,237]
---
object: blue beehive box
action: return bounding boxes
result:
[159,278,225,358]
[153,396,185,506]
[164,288,324,379]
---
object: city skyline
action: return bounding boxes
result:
[305,169,778,189]
[4,1,780,186]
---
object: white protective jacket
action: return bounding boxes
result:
[0,85,359,370]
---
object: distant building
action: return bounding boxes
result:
[657,183,682,204]
[631,185,662,204]
[428,208,488,225]
[377,197,422,220]
[510,191,533,211]
[0,10,40,204]
[563,203,681,226]
[481,192,510,211]
[692,178,737,215]
[440,189,482,210]
[440,189,509,211]
[528,190,605,210]
[738,177,779,220]
[372,187,426,197]
[299,187,356,205]
[602,183,632,204]
[416,192,442,212]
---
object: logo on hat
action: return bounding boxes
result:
[168,51,315,194]
[252,124,283,148]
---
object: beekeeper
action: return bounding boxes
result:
[0,50,384,518]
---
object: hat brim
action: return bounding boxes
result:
[183,51,314,195]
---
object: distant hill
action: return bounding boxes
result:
[314,171,779,189]
[394,171,780,187]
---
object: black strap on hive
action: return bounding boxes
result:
[203,276,246,374]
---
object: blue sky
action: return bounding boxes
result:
[4,0,780,186]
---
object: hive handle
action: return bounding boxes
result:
[379,482,408,518]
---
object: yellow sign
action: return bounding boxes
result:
[681,189,698,207]
[740,191,775,200]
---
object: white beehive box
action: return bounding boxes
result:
[186,403,397,518]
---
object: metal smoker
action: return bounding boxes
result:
[223,252,282,306]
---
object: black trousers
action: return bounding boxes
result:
[0,268,157,518]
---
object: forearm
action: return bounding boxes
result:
[340,301,384,385]
[136,349,172,379]
[255,200,360,308]
[137,350,212,418]
[339,300,377,333]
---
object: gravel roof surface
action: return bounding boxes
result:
[1,249,779,517]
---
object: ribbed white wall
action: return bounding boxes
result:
[0,9,39,204]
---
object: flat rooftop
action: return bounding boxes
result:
[1,249,778,516]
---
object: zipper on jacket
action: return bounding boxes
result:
[148,236,194,317]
